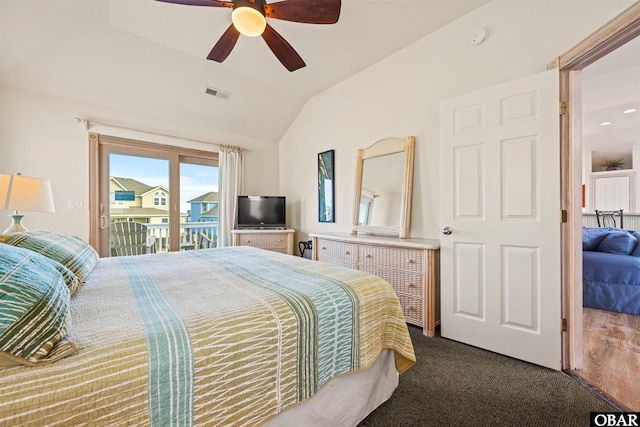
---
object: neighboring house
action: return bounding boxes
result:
[187,191,219,223]
[109,177,186,224]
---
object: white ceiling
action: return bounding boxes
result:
[0,0,490,143]
[581,36,640,170]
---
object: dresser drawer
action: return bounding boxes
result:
[237,233,288,249]
[396,294,423,326]
[316,239,357,265]
[359,245,424,273]
[232,229,295,255]
[360,266,424,298]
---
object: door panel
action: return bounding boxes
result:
[108,154,170,256]
[502,245,538,331]
[440,69,561,370]
[179,161,219,249]
[454,144,483,218]
[454,242,484,318]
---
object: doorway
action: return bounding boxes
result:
[557,2,640,409]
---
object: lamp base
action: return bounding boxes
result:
[3,214,28,234]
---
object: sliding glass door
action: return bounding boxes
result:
[89,134,218,257]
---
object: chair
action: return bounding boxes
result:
[197,232,217,249]
[595,209,624,228]
[110,222,157,256]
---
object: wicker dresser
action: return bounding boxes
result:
[232,229,295,255]
[310,232,440,337]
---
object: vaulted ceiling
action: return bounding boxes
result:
[0,0,490,143]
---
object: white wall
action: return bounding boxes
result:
[280,0,636,243]
[0,85,280,240]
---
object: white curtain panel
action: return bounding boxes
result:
[218,145,244,247]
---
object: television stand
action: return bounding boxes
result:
[231,228,295,255]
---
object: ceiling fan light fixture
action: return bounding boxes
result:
[232,7,266,37]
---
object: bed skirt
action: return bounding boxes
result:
[263,349,398,427]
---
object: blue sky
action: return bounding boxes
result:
[110,154,219,213]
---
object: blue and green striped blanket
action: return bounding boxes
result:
[0,246,415,426]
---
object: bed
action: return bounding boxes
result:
[582,226,640,315]
[0,231,415,426]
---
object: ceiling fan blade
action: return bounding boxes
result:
[264,0,341,24]
[207,24,240,62]
[155,0,234,7]
[262,24,306,72]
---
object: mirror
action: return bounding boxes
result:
[352,136,415,238]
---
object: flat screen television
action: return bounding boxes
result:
[237,196,286,229]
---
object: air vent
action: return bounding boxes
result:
[205,86,231,101]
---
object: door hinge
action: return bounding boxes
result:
[561,209,568,223]
[559,100,567,115]
[561,318,568,332]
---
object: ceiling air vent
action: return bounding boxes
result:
[205,86,231,101]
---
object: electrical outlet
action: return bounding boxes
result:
[68,201,84,211]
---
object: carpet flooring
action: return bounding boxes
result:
[358,325,618,427]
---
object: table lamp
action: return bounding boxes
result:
[0,173,55,234]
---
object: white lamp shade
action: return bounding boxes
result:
[232,7,266,37]
[0,174,55,213]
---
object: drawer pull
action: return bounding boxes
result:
[408,283,416,288]
[245,240,251,244]
[322,246,327,250]
[406,259,415,264]
[345,251,350,255]
[366,254,372,258]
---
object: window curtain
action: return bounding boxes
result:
[217,145,244,247]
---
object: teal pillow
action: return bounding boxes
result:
[0,244,76,366]
[0,231,98,295]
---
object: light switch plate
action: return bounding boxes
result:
[68,201,84,211]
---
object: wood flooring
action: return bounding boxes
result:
[571,308,640,411]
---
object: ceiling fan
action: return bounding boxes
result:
[155,0,341,72]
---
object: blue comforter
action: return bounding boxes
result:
[583,250,640,315]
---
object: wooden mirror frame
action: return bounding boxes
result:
[352,136,415,238]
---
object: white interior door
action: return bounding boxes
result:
[439,69,561,370]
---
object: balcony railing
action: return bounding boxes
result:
[145,221,218,253]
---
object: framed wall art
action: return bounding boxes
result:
[318,149,335,222]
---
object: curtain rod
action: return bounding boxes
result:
[74,116,251,152]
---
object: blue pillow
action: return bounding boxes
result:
[596,230,638,255]
[629,232,640,257]
[582,227,614,251]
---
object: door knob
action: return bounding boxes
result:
[441,226,453,235]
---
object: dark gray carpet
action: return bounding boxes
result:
[358,325,617,427]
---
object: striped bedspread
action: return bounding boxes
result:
[0,246,415,426]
